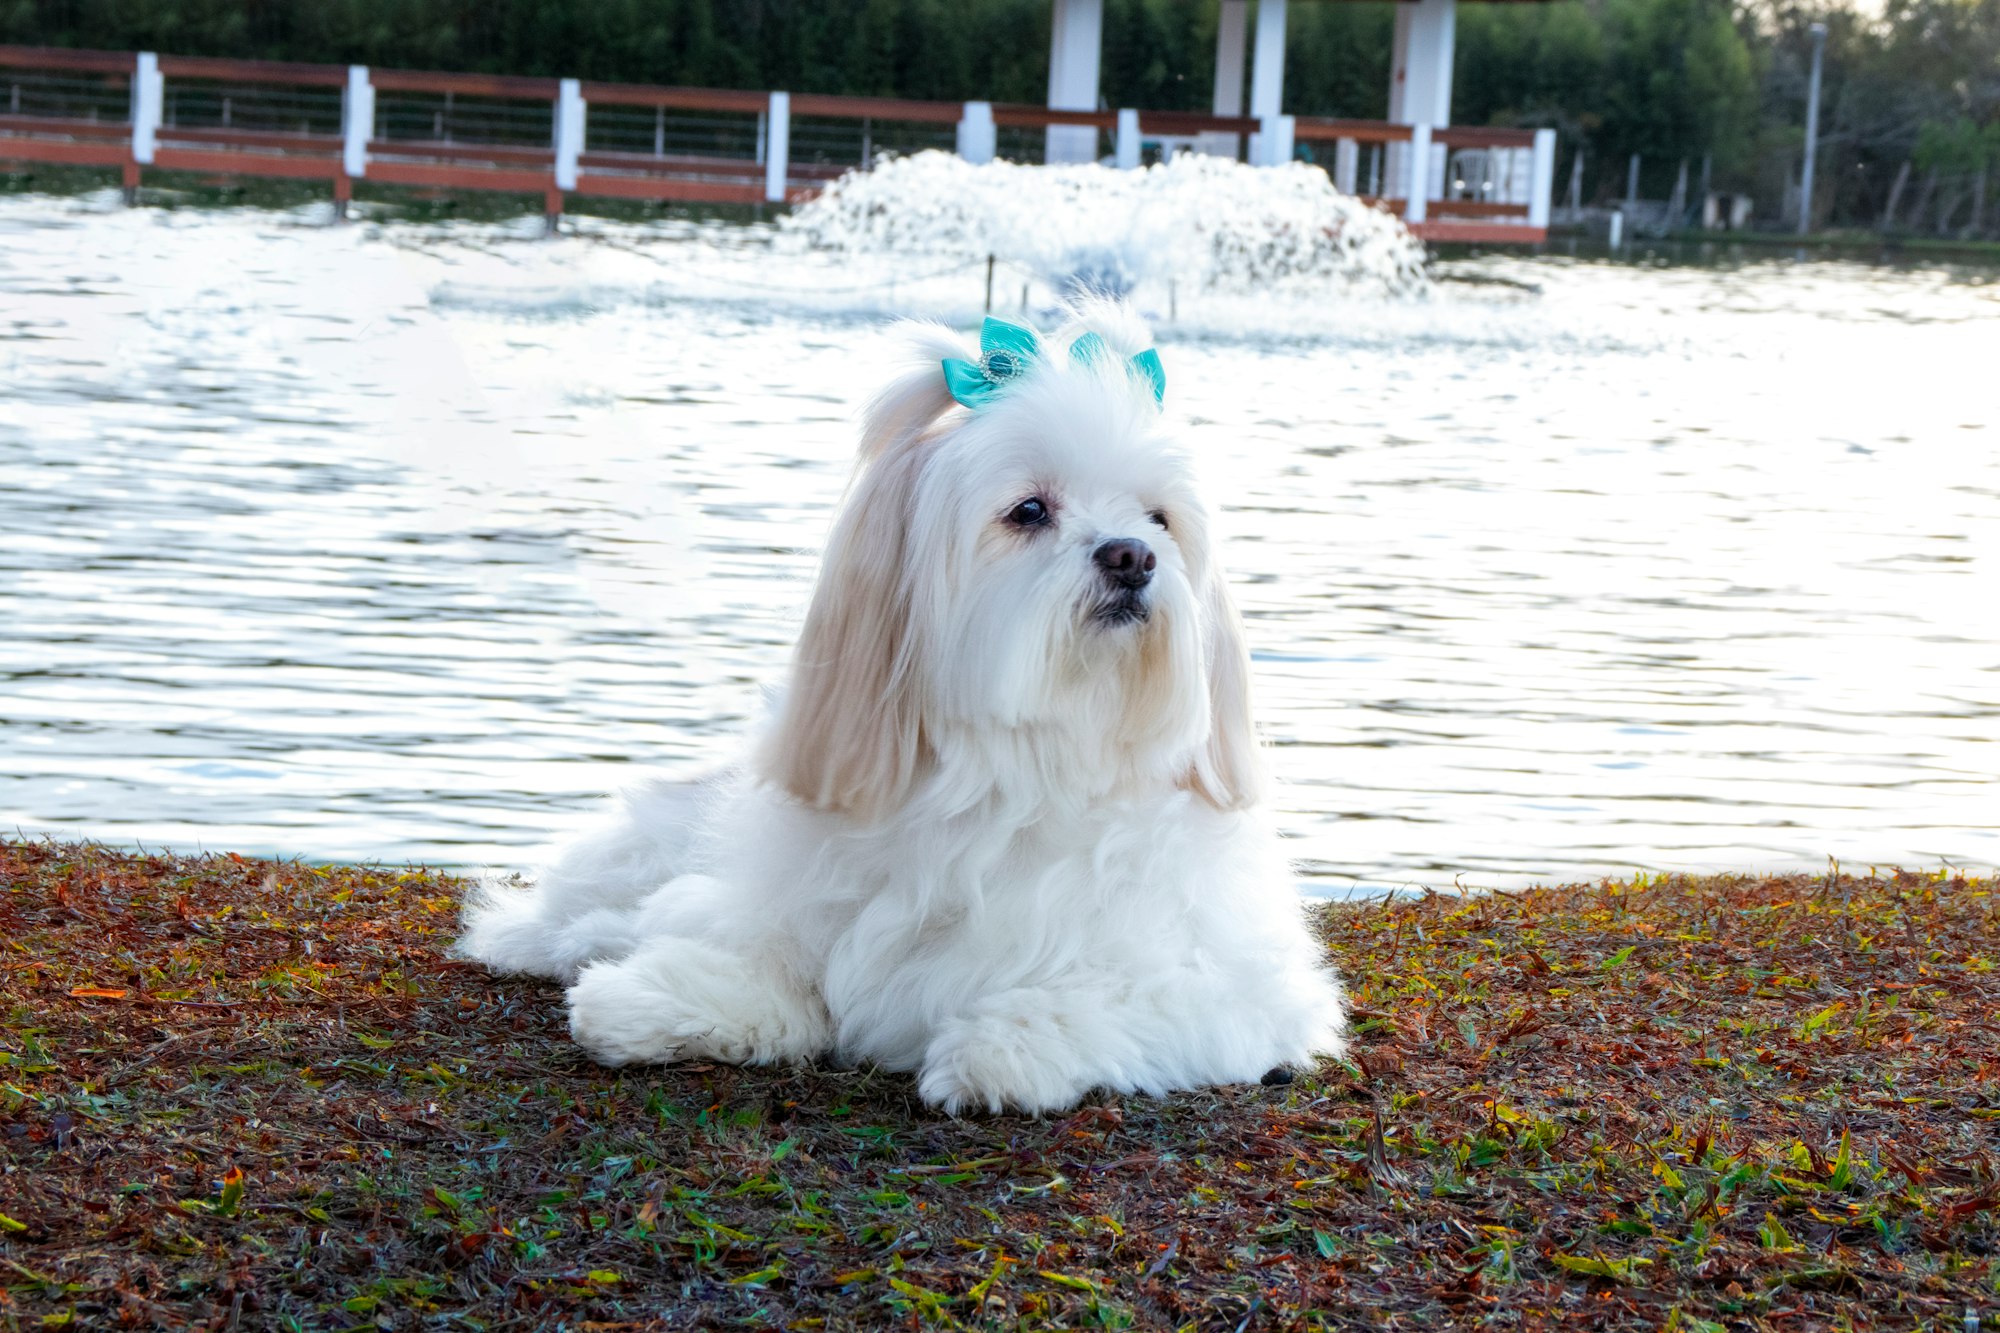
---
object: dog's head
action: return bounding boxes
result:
[759,302,1259,818]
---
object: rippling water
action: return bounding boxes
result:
[2,192,1995,891]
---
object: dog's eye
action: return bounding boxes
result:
[1148,509,1170,531]
[1007,497,1050,528]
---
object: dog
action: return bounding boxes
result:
[458,302,1346,1114]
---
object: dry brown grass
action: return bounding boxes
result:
[2,839,1997,1330]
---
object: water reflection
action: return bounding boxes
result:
[1,195,1994,891]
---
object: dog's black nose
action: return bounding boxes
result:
[1093,539,1155,588]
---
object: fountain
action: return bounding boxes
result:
[783,150,1429,300]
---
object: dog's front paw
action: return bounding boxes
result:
[565,941,832,1069]
[565,959,701,1067]
[918,1011,1095,1116]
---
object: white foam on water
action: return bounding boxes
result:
[782,151,1429,298]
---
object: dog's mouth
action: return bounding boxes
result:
[1090,589,1151,627]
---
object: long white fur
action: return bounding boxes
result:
[457,302,1346,1115]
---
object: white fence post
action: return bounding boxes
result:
[1405,123,1430,223]
[130,51,162,166]
[342,65,373,180]
[956,100,996,165]
[1528,127,1556,230]
[764,91,790,203]
[1115,108,1140,169]
[554,78,584,191]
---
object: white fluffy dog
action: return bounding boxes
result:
[458,303,1345,1114]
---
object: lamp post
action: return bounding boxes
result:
[1798,20,1827,237]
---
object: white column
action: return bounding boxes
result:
[130,51,163,165]
[1389,0,1455,128]
[1204,0,1249,158]
[1405,123,1430,224]
[1528,127,1556,228]
[1388,0,1454,210]
[341,65,373,179]
[956,101,996,165]
[1115,108,1141,169]
[1385,6,1409,194]
[1046,0,1104,164]
[1244,0,1288,164]
[1333,137,1358,194]
[553,78,584,191]
[1213,0,1248,116]
[764,91,790,202]
[1248,0,1288,119]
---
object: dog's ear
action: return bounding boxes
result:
[757,359,955,817]
[1183,564,1263,811]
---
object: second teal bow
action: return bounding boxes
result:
[943,317,1166,410]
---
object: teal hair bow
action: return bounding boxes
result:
[941,316,1042,409]
[942,317,1166,410]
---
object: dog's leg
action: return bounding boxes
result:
[566,936,831,1069]
[917,962,1344,1115]
[916,983,1141,1116]
[457,776,712,980]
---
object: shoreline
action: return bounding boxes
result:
[10,178,2000,272]
[3,839,1995,1328]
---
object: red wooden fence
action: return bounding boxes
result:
[0,43,1554,242]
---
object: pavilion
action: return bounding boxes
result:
[1047,0,1510,182]
[0,6,1557,245]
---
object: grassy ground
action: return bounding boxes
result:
[2,841,1996,1330]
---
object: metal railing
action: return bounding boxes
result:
[0,43,1558,239]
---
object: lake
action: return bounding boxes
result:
[1,192,1994,891]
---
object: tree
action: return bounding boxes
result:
[1601,0,1758,192]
